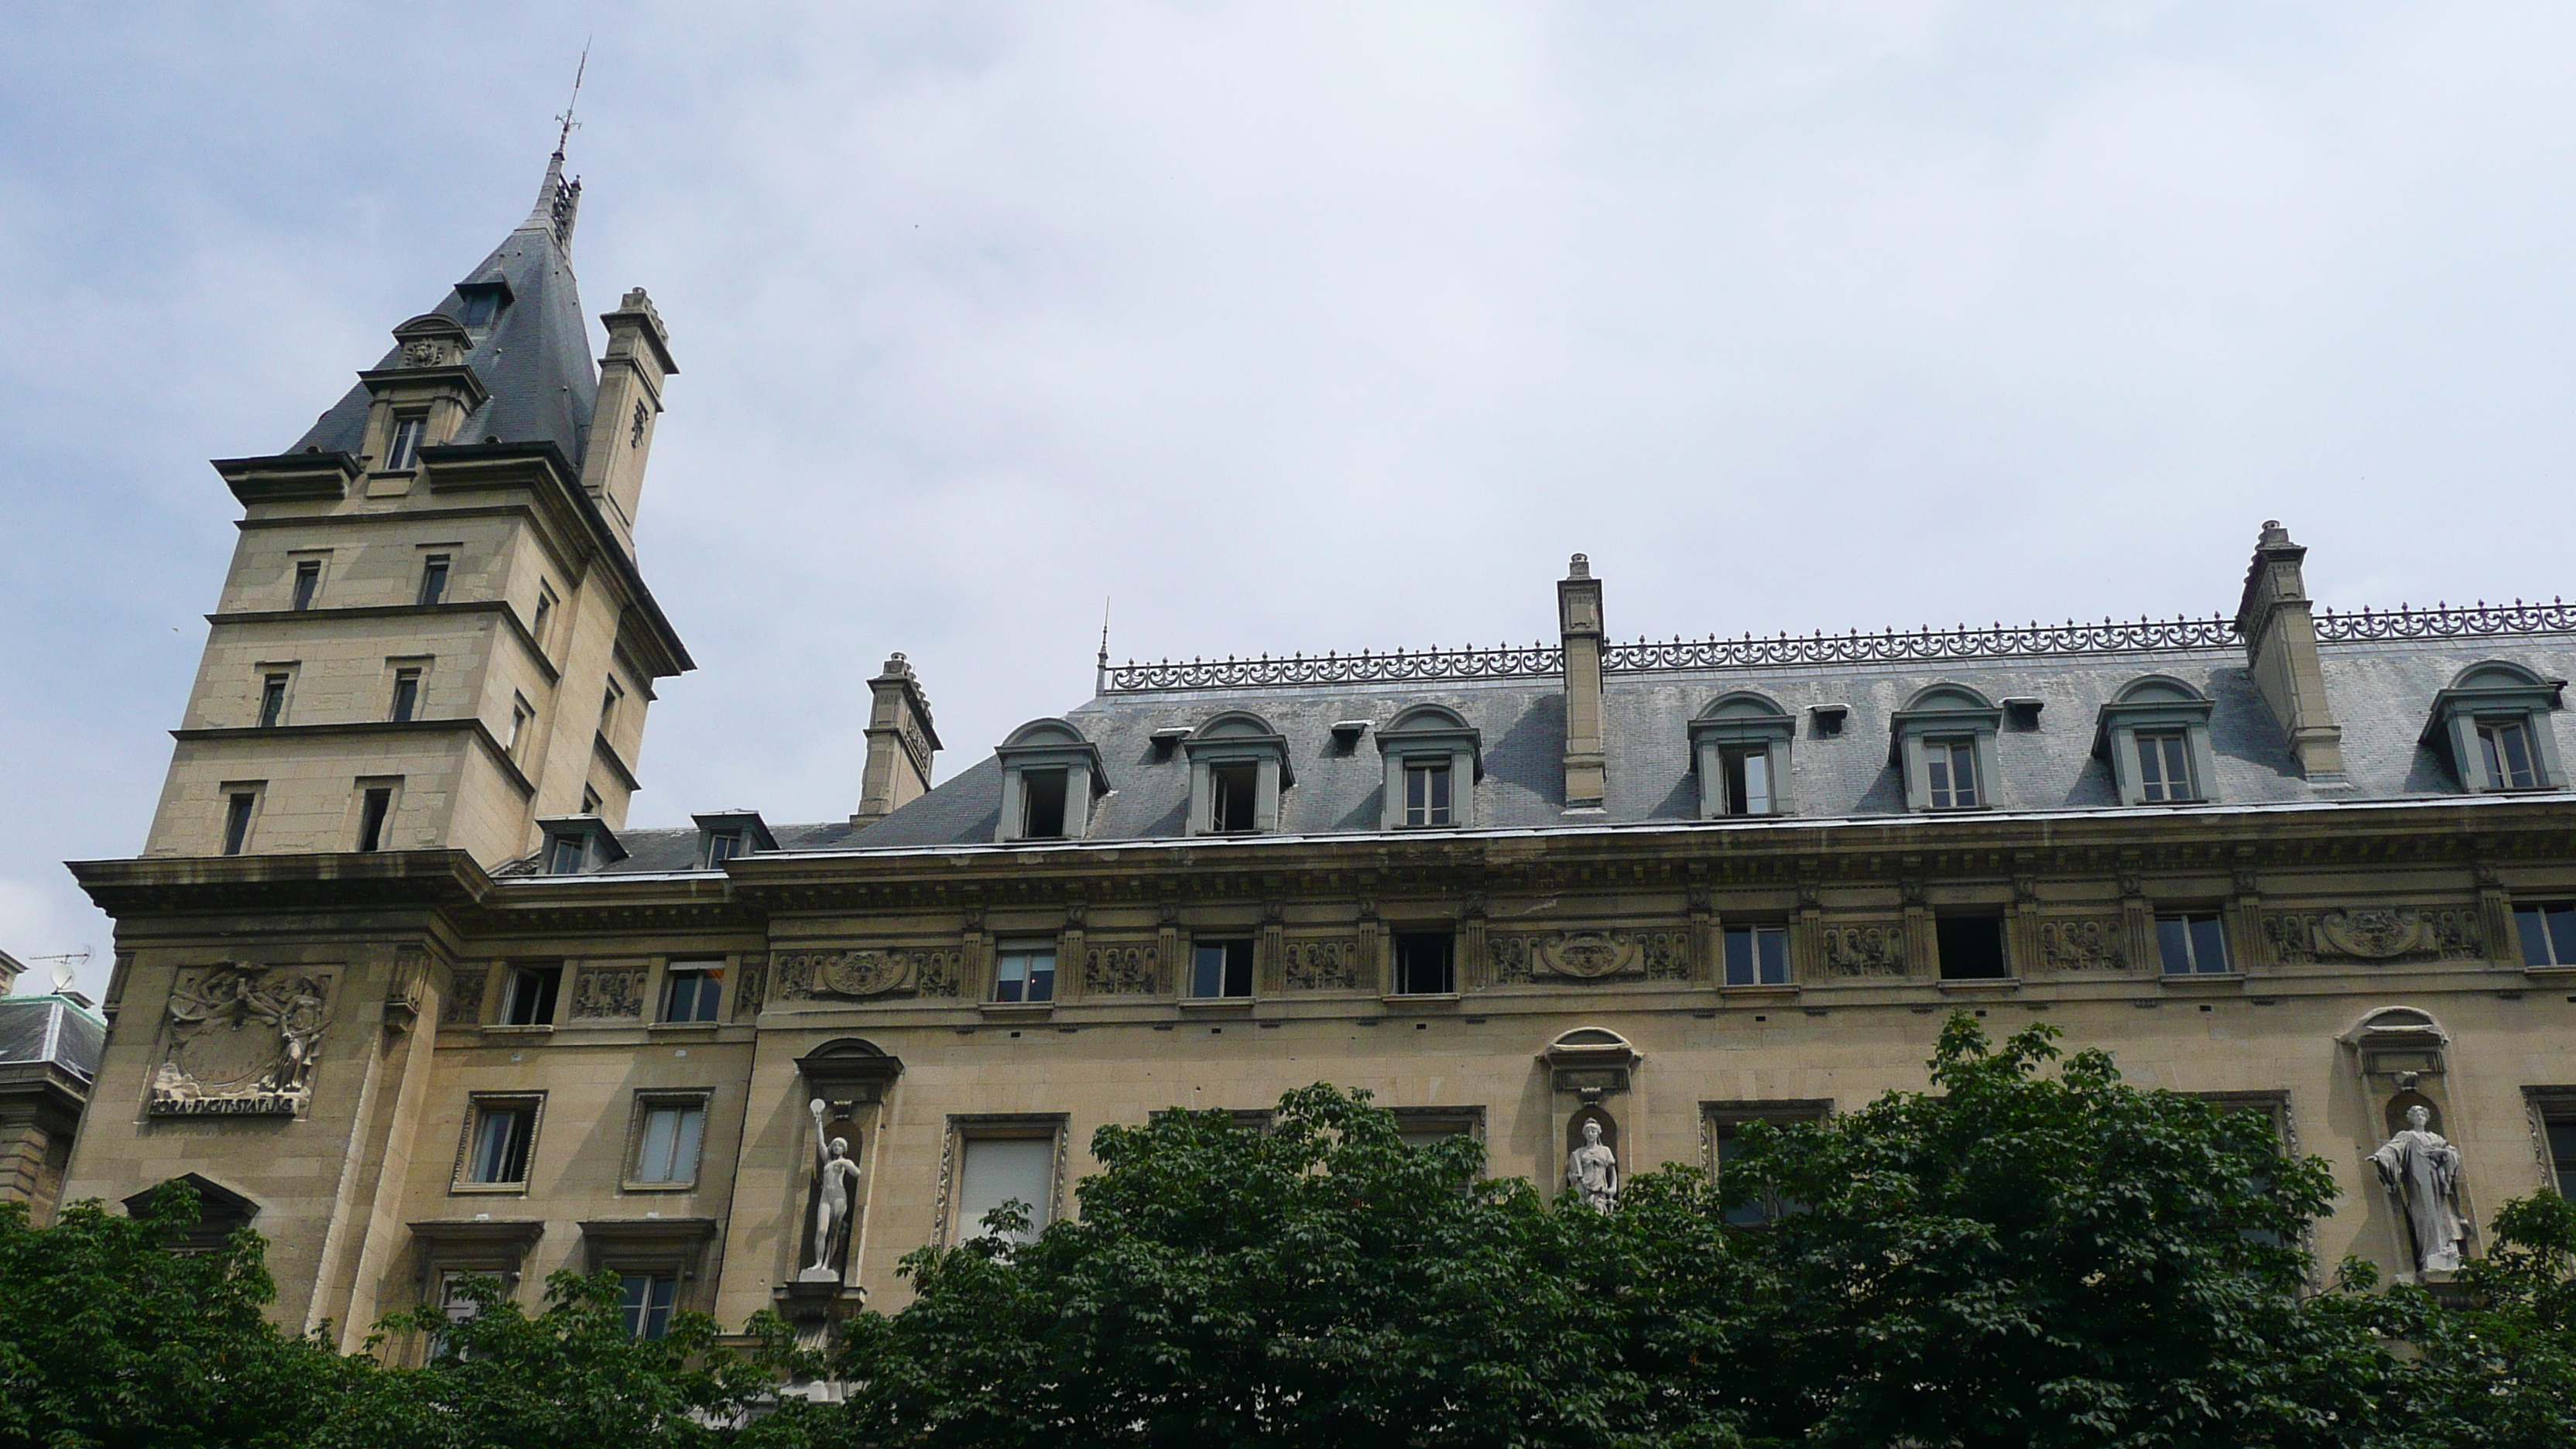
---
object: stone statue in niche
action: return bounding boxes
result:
[2372,1103,2468,1274]
[803,1093,865,1273]
[802,1098,864,1283]
[1565,1118,1620,1213]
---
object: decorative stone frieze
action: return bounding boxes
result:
[149,964,333,1117]
[1818,923,1909,978]
[2036,917,2127,971]
[1280,937,1360,990]
[1083,943,1159,995]
[774,947,962,1001]
[2267,908,2485,964]
[1488,929,1689,984]
[570,965,646,1019]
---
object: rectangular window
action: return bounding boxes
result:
[509,696,533,759]
[1211,762,1259,833]
[2480,718,2540,789]
[954,1135,1055,1242]
[632,1101,707,1184]
[2157,913,2232,975]
[661,964,724,1023]
[617,1273,677,1339]
[355,786,393,852]
[291,560,322,611]
[1721,746,1773,816]
[1191,939,1255,999]
[599,680,623,738]
[702,831,743,867]
[2516,903,2576,967]
[1706,1103,1830,1227]
[1405,762,1453,827]
[1723,924,1791,986]
[386,415,427,471]
[257,673,289,728]
[1925,738,1979,809]
[1936,914,2008,980]
[458,286,505,328]
[389,667,422,722]
[221,791,257,855]
[2548,1115,2576,1201]
[433,1272,481,1359]
[529,587,557,652]
[994,945,1057,1004]
[2136,731,2195,802]
[546,836,585,875]
[464,1101,536,1185]
[580,786,602,816]
[417,554,450,606]
[502,964,561,1026]
[1020,769,1069,839]
[1393,932,1455,995]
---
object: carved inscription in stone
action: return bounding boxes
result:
[1281,938,1359,991]
[441,966,488,1026]
[776,947,963,1001]
[1488,929,1690,984]
[2267,908,2484,965]
[151,964,332,1117]
[1084,944,1159,995]
[570,965,645,1019]
[1820,923,1908,978]
[2037,918,2126,971]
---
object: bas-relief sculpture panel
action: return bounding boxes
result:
[774,948,961,1002]
[149,964,334,1117]
[1281,938,1359,991]
[2036,917,2127,971]
[1819,923,1908,978]
[1083,944,1159,995]
[2268,907,2486,965]
[570,964,646,1020]
[1490,929,1689,984]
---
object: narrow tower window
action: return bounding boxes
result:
[529,586,557,653]
[389,667,422,723]
[386,415,427,471]
[291,560,322,611]
[257,673,289,729]
[221,791,257,855]
[417,555,451,606]
[355,786,393,852]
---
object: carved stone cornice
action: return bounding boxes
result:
[69,850,492,919]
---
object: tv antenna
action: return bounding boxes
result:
[27,948,91,994]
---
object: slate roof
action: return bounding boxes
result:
[525,619,2576,878]
[291,156,598,464]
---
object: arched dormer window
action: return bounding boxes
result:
[1890,684,2002,813]
[2093,676,2218,806]
[2423,660,2567,793]
[1689,692,1794,819]
[1376,704,1483,830]
[993,718,1109,843]
[1183,711,1293,836]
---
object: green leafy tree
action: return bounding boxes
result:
[0,1180,358,1449]
[1719,1015,2393,1448]
[829,1083,1758,1448]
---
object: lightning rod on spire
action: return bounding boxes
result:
[555,39,591,159]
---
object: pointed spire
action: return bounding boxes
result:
[520,43,588,252]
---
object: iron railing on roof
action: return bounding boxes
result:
[1100,600,2576,693]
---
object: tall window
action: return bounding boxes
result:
[1720,746,1773,816]
[2516,903,2576,967]
[417,555,451,606]
[1705,1104,1830,1226]
[1192,939,1255,999]
[1211,763,1259,833]
[502,964,560,1026]
[1404,762,1453,827]
[529,586,557,653]
[257,673,289,728]
[389,667,422,722]
[291,560,322,611]
[1394,932,1455,995]
[1020,769,1068,839]
[662,964,724,1023]
[2548,1114,2576,1201]
[509,696,534,759]
[464,1101,536,1185]
[2136,731,2196,802]
[954,1136,1056,1242]
[355,786,393,852]
[994,945,1056,1004]
[2480,718,2540,790]
[1925,738,1978,809]
[618,1273,677,1339]
[386,415,426,471]
[2158,913,2231,975]
[580,786,602,816]
[632,1100,707,1184]
[1723,924,1790,986]
[599,680,623,738]
[433,1272,482,1359]
[221,791,257,855]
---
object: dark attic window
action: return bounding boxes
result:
[1021,769,1069,840]
[457,285,509,328]
[1211,762,1259,834]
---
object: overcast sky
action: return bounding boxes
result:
[5,4,2574,998]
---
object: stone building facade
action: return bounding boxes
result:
[54,149,2576,1349]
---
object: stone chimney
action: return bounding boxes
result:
[855,653,942,825]
[1558,554,1607,810]
[579,287,678,556]
[2233,520,2347,783]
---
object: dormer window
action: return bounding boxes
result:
[456,283,510,328]
[2095,677,2218,807]
[536,816,625,876]
[1891,685,2004,814]
[691,811,776,869]
[1375,704,1482,831]
[2423,661,2567,793]
[386,414,426,471]
[1184,711,1293,838]
[1690,693,1794,819]
[546,837,584,874]
[994,720,1109,844]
